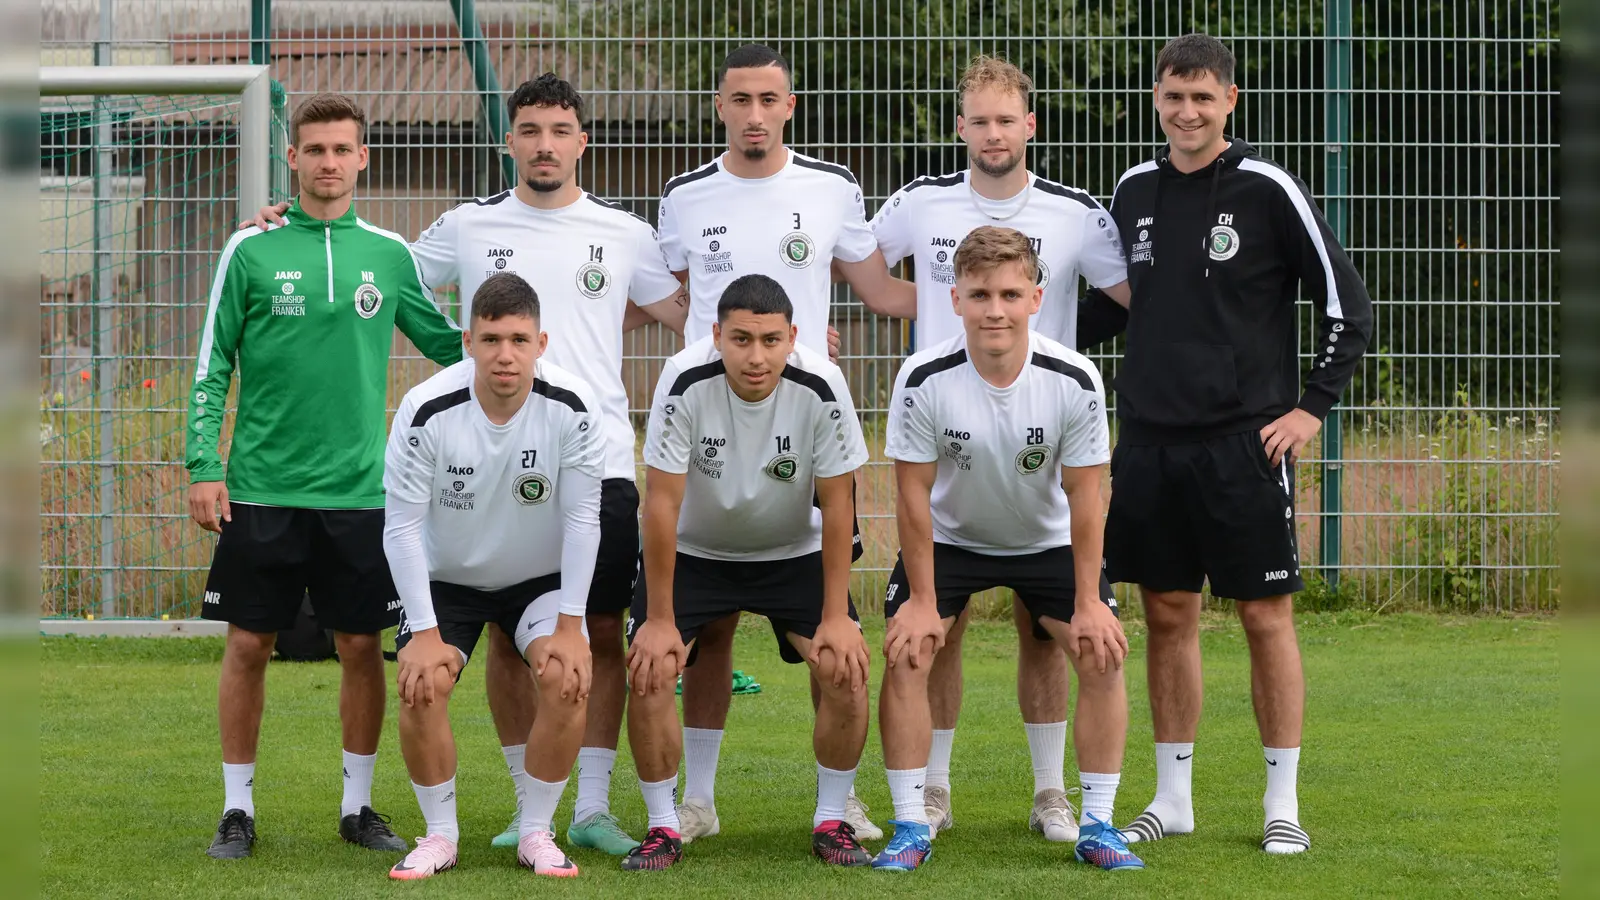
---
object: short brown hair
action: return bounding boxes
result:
[1155,33,1237,87]
[958,55,1033,108]
[953,226,1038,283]
[471,272,541,323]
[290,93,367,145]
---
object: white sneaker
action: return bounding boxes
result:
[1029,788,1080,842]
[843,791,883,841]
[389,833,458,880]
[922,785,954,840]
[675,798,720,844]
[517,829,580,877]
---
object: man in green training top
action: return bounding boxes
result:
[186,93,464,861]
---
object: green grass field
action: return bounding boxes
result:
[42,614,1556,899]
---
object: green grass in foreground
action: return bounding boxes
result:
[42,614,1557,899]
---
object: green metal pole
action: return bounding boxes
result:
[250,0,290,202]
[1321,0,1352,589]
[451,0,517,189]
[250,0,271,66]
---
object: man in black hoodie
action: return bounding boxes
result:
[1088,34,1372,856]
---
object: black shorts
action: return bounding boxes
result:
[200,503,399,635]
[1104,431,1304,601]
[393,573,565,668]
[627,551,860,665]
[586,478,642,615]
[883,543,1116,641]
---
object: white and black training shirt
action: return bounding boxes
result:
[657,149,879,354]
[643,336,869,562]
[410,190,681,482]
[870,170,1127,352]
[382,359,605,629]
[885,331,1110,555]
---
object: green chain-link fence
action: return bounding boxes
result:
[39,1,1559,616]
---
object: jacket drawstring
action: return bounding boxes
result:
[1204,160,1223,278]
[1151,163,1166,268]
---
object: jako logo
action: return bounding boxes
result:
[943,428,970,440]
[272,270,302,280]
[701,226,727,237]
[486,248,513,257]
[446,464,474,475]
[930,237,957,247]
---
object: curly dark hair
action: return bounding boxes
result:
[506,73,585,127]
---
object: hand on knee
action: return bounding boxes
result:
[536,659,587,711]
[426,666,456,704]
[1068,656,1125,694]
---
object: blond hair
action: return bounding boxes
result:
[290,92,367,146]
[953,226,1039,283]
[958,55,1033,107]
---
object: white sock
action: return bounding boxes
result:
[517,771,568,837]
[573,747,616,823]
[1079,771,1121,826]
[887,768,929,825]
[814,764,857,827]
[222,762,255,817]
[1139,741,1195,832]
[1024,721,1068,795]
[1263,746,1301,825]
[682,727,724,807]
[640,775,681,831]
[926,729,956,791]
[412,778,459,842]
[501,744,527,811]
[340,750,377,817]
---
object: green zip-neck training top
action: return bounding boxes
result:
[186,199,464,508]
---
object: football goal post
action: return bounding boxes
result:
[40,65,274,634]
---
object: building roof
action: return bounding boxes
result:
[160,24,696,125]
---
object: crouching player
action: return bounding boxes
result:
[381,272,604,879]
[874,227,1142,872]
[622,274,874,871]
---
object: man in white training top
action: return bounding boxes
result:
[654,42,913,841]
[620,273,873,871]
[871,227,1142,874]
[382,272,604,881]
[868,54,1132,843]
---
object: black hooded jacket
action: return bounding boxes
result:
[1086,138,1372,444]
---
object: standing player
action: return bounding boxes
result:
[654,43,913,841]
[188,93,462,859]
[621,274,873,871]
[1099,34,1372,855]
[875,227,1141,873]
[868,55,1132,842]
[247,73,685,855]
[382,273,602,880]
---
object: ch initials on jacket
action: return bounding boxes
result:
[1210,213,1241,261]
